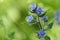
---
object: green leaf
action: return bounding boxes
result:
[32,22,40,30]
[44,36,50,40]
[47,21,54,29]
[44,21,54,30]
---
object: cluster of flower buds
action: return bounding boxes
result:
[25,4,54,40]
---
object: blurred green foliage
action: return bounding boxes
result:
[0,0,60,40]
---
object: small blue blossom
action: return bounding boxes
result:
[54,9,60,25]
[29,4,37,12]
[36,8,44,14]
[41,16,48,22]
[54,12,59,20]
[38,30,46,37]
[26,16,33,22]
[54,9,60,20]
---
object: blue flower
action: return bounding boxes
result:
[54,9,60,25]
[38,30,46,37]
[26,16,33,22]
[54,12,59,20]
[29,4,37,12]
[54,9,60,19]
[36,8,44,14]
[41,16,48,22]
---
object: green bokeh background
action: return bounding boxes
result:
[0,0,60,40]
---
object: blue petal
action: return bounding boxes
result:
[38,30,46,37]
[36,8,44,14]
[29,4,37,12]
[26,16,33,22]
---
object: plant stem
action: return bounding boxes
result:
[37,16,42,29]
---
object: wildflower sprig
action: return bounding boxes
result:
[25,4,54,40]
